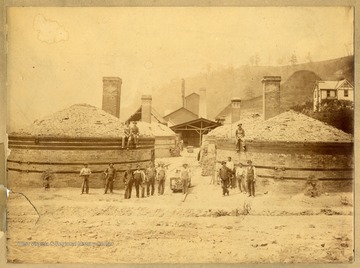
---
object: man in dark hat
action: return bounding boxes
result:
[104,163,116,194]
[123,165,134,199]
[80,163,91,194]
[219,161,231,196]
[245,160,256,197]
[133,164,146,198]
[235,123,246,152]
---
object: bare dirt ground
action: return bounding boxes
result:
[6,151,353,264]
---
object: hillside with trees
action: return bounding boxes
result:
[152,56,354,120]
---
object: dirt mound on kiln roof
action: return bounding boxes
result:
[248,110,353,143]
[16,104,155,138]
[207,112,263,139]
[207,110,352,143]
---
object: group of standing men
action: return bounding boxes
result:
[123,162,167,199]
[79,162,168,197]
[218,157,256,197]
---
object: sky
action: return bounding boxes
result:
[6,7,354,131]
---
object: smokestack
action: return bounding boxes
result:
[181,79,185,108]
[262,76,281,120]
[141,95,152,123]
[231,97,241,123]
[199,88,207,118]
[102,77,122,118]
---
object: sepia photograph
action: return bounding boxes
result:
[2,4,355,264]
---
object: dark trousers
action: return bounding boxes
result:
[134,179,141,197]
[124,179,134,199]
[158,179,165,195]
[104,176,114,194]
[140,182,145,198]
[237,176,247,192]
[221,179,229,195]
[247,180,255,196]
[236,139,246,151]
[182,179,189,194]
[81,176,89,194]
[147,177,155,196]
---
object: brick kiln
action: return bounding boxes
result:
[202,76,354,194]
[7,104,156,189]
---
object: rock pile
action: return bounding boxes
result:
[207,110,352,143]
[12,104,175,138]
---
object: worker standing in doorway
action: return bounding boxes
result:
[80,163,91,194]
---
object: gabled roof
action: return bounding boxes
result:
[316,79,354,90]
[163,107,198,118]
[170,117,220,130]
[127,106,167,124]
[185,92,199,99]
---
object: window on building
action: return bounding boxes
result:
[327,90,330,97]
[344,90,349,97]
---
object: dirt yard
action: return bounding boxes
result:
[6,151,353,264]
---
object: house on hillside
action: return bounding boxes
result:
[313,79,354,111]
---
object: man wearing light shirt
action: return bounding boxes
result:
[235,163,247,193]
[80,163,91,194]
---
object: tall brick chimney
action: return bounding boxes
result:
[141,95,152,123]
[199,88,207,119]
[231,97,241,123]
[262,76,281,120]
[102,77,122,118]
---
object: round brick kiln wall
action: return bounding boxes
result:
[203,110,354,194]
[204,137,353,194]
[7,135,155,189]
[154,135,176,158]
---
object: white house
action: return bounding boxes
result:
[313,79,354,111]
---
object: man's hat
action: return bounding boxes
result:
[221,161,226,165]
[182,162,188,166]
[247,160,252,164]
[84,163,88,166]
[237,123,242,126]
[136,164,140,168]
